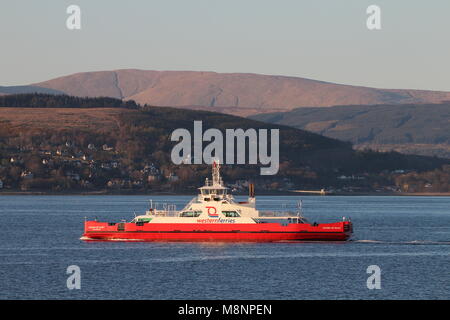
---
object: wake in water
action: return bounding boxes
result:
[352,239,450,245]
[79,235,450,246]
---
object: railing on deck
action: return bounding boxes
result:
[146,202,179,217]
[151,210,180,217]
[258,211,299,217]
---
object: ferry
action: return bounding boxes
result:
[82,162,353,242]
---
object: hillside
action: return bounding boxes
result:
[250,103,450,158]
[0,93,138,109]
[1,94,449,194]
[2,69,447,116]
[0,85,63,96]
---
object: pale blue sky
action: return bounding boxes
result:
[1,0,449,91]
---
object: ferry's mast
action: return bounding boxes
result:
[212,160,221,186]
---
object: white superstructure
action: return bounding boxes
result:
[133,161,305,225]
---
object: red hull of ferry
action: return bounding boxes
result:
[82,220,353,242]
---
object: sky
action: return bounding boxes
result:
[1,0,449,91]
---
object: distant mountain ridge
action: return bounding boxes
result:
[2,69,446,116]
[250,103,450,158]
[0,85,63,96]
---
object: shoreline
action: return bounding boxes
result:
[1,190,450,196]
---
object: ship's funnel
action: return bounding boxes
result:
[249,183,255,198]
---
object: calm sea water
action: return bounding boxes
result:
[0,195,449,300]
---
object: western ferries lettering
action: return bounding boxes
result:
[197,218,236,224]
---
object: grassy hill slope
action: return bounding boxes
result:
[251,103,450,158]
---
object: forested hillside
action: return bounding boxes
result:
[1,94,449,193]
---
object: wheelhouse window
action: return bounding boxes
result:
[201,188,227,196]
[215,189,226,195]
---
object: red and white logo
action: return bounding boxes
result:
[207,206,218,217]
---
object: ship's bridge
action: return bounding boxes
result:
[199,184,229,201]
[198,161,231,202]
